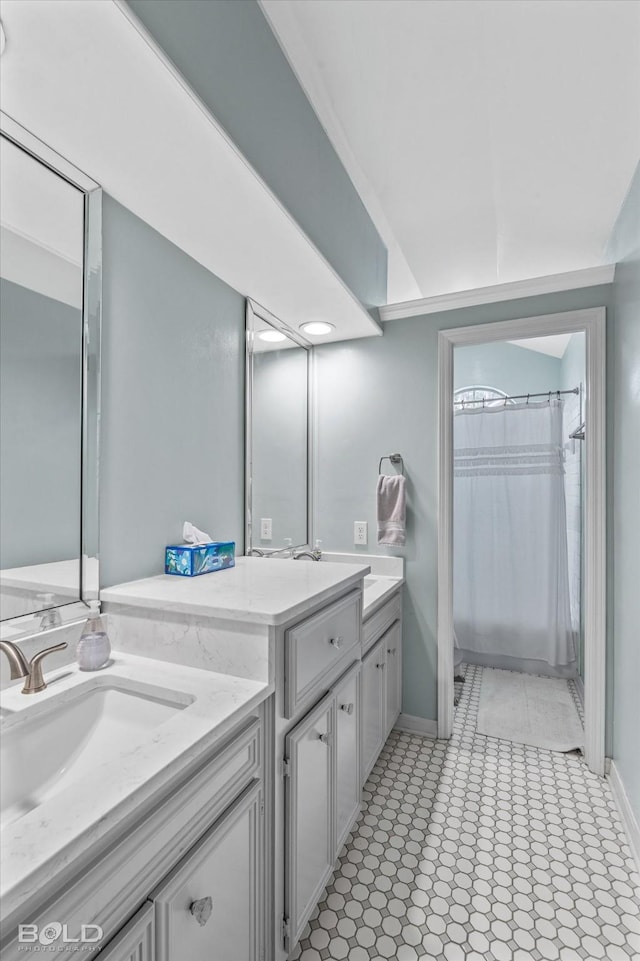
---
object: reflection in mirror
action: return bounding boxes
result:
[0,120,100,630]
[246,303,310,553]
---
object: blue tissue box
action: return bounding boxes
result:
[165,541,235,577]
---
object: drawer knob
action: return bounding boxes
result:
[387,647,396,656]
[190,897,213,926]
[329,636,343,649]
[340,702,354,715]
[376,662,385,670]
[318,732,331,744]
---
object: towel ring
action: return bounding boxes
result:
[379,453,404,475]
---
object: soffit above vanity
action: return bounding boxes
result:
[0,0,381,343]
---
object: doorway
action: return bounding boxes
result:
[437,309,606,775]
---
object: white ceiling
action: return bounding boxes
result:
[0,0,380,341]
[0,135,84,306]
[0,136,84,264]
[508,334,573,359]
[261,0,640,304]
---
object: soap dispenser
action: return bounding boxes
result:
[77,615,111,671]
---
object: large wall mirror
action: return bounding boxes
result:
[0,114,101,637]
[246,300,311,553]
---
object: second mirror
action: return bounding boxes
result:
[246,302,311,554]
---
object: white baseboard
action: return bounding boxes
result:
[608,761,640,873]
[394,714,438,738]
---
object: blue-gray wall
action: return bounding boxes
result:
[314,286,612,725]
[607,162,640,826]
[454,341,561,396]
[100,196,245,588]
[0,279,82,570]
[125,0,387,309]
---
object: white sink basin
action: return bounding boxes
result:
[0,681,192,830]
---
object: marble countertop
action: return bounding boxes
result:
[363,574,404,619]
[0,654,271,925]
[101,556,370,626]
[0,557,98,595]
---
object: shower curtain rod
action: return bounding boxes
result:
[454,387,579,407]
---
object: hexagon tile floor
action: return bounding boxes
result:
[291,664,640,961]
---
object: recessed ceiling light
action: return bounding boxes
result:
[300,322,335,336]
[258,329,287,343]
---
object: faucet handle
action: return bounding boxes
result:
[0,640,30,680]
[23,642,68,695]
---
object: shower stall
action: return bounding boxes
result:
[453,386,583,680]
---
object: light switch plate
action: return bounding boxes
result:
[354,521,368,546]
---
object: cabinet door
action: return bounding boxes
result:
[334,661,361,852]
[361,638,386,785]
[284,690,334,952]
[384,620,402,736]
[153,781,263,961]
[98,902,154,961]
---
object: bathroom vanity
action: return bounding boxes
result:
[0,105,407,961]
[0,655,270,960]
[0,558,403,960]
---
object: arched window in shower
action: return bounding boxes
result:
[454,385,514,409]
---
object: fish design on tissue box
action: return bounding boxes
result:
[165,521,235,576]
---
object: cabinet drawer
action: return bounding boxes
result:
[153,781,263,961]
[363,591,401,654]
[284,590,361,718]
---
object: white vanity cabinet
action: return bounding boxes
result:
[361,636,386,784]
[284,691,334,949]
[152,781,263,961]
[334,662,361,850]
[282,659,361,953]
[361,590,403,785]
[384,619,402,737]
[0,710,267,961]
[97,902,155,961]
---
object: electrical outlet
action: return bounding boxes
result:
[260,518,272,540]
[354,521,368,546]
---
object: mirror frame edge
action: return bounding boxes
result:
[0,111,102,639]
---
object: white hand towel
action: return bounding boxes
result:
[377,474,406,546]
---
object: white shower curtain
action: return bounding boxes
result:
[453,399,576,678]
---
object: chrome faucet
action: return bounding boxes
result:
[294,540,322,561]
[293,548,322,561]
[0,639,68,694]
[265,543,299,559]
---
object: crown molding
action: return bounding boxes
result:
[379,265,616,322]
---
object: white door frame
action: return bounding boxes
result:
[437,308,607,775]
